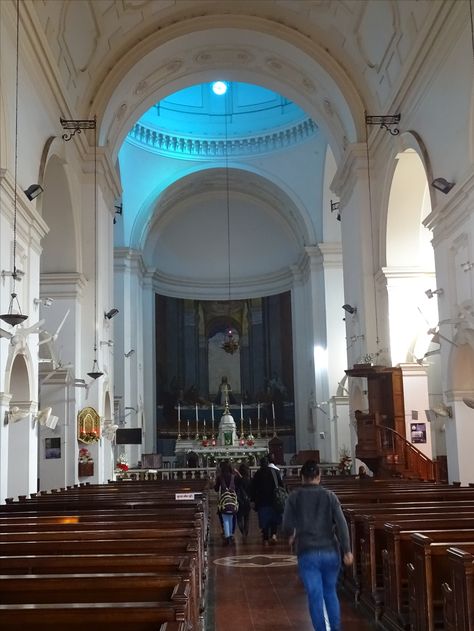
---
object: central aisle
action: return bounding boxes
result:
[206,499,375,631]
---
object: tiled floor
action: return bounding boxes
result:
[207,507,375,631]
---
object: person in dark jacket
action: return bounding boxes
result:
[250,456,283,545]
[282,460,353,631]
[235,462,252,541]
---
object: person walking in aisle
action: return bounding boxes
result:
[235,462,252,541]
[282,460,353,631]
[251,456,283,546]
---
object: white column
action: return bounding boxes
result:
[142,274,156,454]
[332,144,381,367]
[0,393,12,503]
[446,394,474,484]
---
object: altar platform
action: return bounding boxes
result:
[175,437,269,467]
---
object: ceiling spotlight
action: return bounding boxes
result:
[24,184,43,201]
[104,308,119,320]
[212,81,228,95]
[342,304,357,315]
[425,288,443,299]
[431,178,455,194]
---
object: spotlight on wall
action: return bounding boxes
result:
[461,261,474,272]
[24,184,43,201]
[342,304,357,315]
[425,288,444,299]
[431,403,452,418]
[431,178,455,194]
[104,308,119,320]
[33,297,53,307]
[124,349,135,358]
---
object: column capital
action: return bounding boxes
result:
[39,272,87,298]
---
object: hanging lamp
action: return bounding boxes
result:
[0,0,28,327]
[220,83,239,355]
[87,117,103,380]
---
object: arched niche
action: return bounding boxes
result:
[7,353,34,499]
[40,155,78,274]
[384,146,437,366]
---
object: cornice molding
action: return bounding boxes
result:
[114,248,147,277]
[127,117,318,159]
[148,266,294,300]
[379,266,437,281]
[39,272,87,298]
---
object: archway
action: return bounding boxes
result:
[385,148,436,366]
[7,354,34,499]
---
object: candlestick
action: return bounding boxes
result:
[272,402,275,420]
[257,402,260,419]
[273,415,277,437]
[249,418,252,436]
[186,420,190,439]
[211,404,215,421]
[240,402,243,420]
[240,416,244,438]
[211,416,215,439]
[265,417,268,438]
[257,416,261,438]
[195,404,199,421]
[195,417,199,440]
[178,403,181,421]
[177,416,181,440]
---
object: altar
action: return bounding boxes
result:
[175,401,270,466]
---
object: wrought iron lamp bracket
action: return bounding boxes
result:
[60,117,96,141]
[365,113,401,136]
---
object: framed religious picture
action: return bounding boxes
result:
[45,437,61,459]
[77,407,101,444]
[410,423,427,444]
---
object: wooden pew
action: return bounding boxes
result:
[0,601,188,631]
[407,534,474,631]
[381,525,474,630]
[441,547,474,631]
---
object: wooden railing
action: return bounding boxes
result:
[116,463,340,483]
[376,425,436,481]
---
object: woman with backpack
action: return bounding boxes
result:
[214,460,239,545]
[235,462,252,542]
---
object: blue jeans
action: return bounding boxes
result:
[298,549,341,631]
[221,513,233,538]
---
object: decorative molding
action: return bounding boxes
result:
[127,118,317,158]
[149,266,295,301]
[379,266,436,281]
[39,273,87,298]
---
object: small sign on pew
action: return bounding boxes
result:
[175,492,196,501]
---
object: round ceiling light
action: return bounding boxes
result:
[212,81,228,95]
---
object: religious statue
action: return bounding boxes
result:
[216,376,234,405]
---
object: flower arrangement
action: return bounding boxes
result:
[79,447,93,464]
[246,435,255,446]
[338,446,352,475]
[116,453,129,472]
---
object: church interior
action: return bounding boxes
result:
[1,1,474,629]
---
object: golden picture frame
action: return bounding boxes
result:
[77,406,100,444]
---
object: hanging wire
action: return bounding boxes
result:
[470,0,474,63]
[87,116,103,379]
[12,0,19,286]
[364,116,380,348]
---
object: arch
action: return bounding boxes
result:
[381,134,437,366]
[40,154,79,274]
[93,20,364,163]
[7,353,34,500]
[140,167,306,300]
